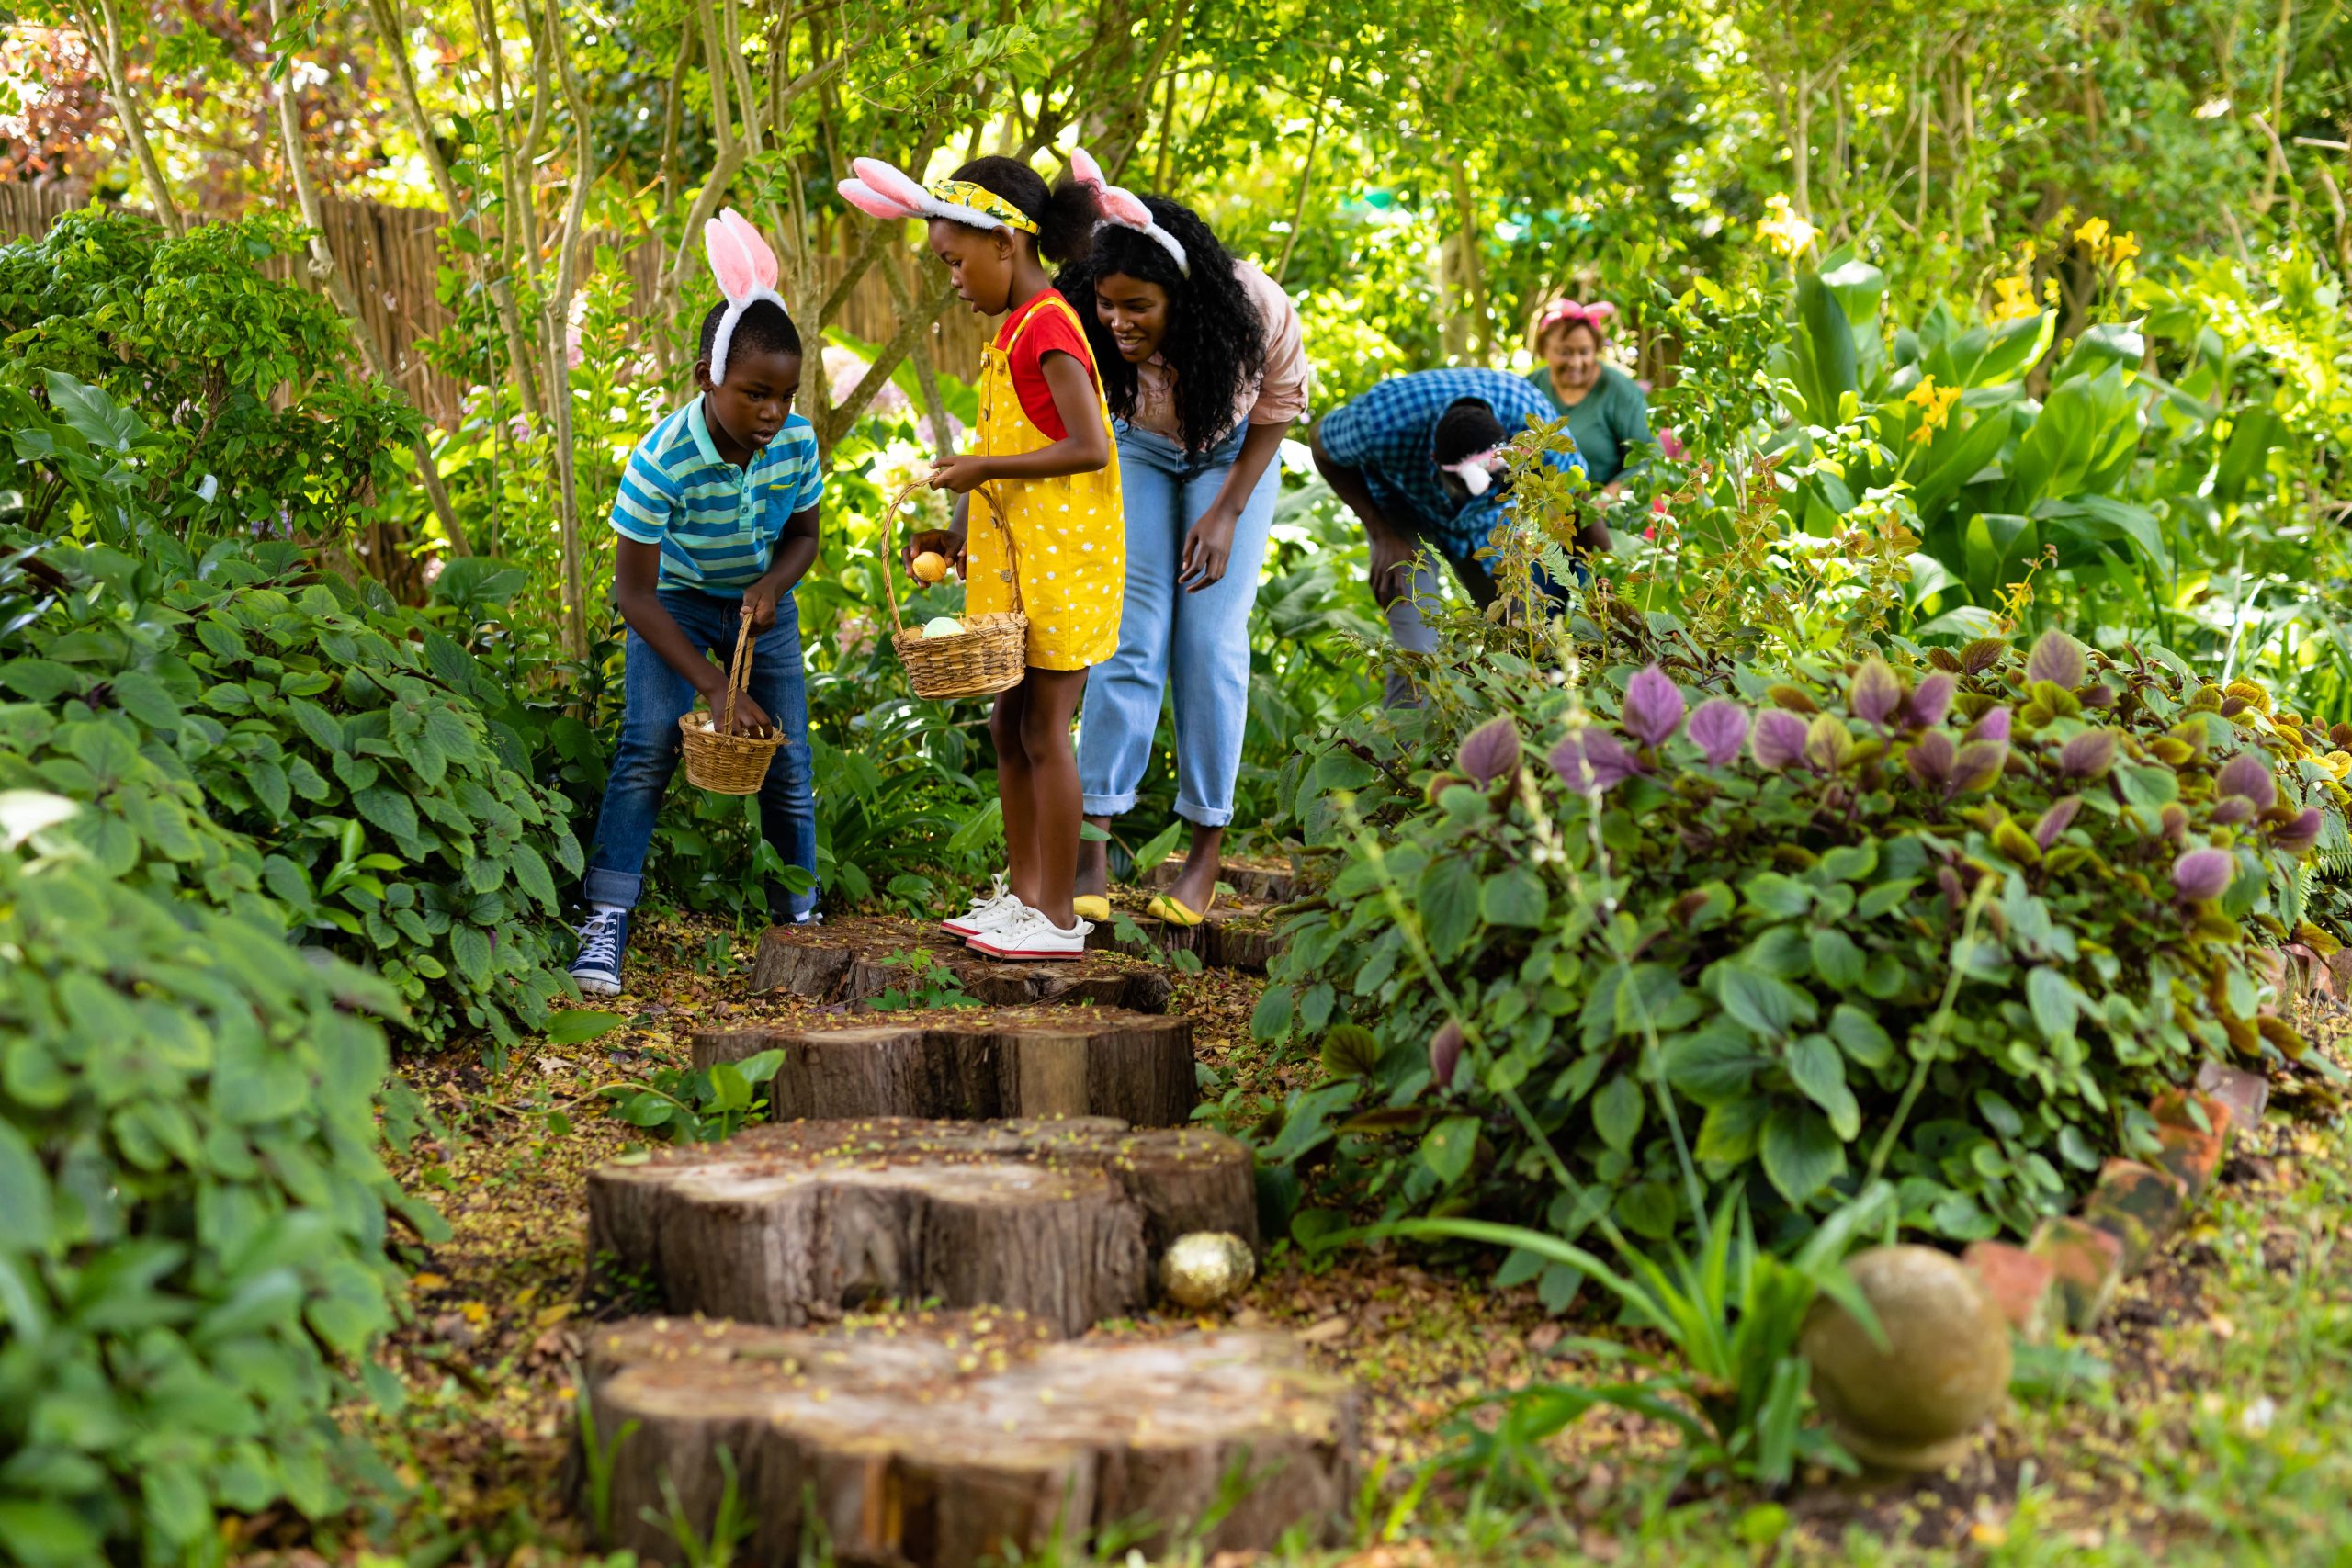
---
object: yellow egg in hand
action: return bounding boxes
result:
[911,550,948,584]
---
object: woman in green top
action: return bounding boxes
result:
[1527,299,1651,491]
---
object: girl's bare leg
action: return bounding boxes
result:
[991,684,1040,905]
[1017,667,1090,929]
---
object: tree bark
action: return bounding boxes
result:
[749,919,1175,1012]
[693,1008,1196,1125]
[71,0,184,236]
[544,0,594,659]
[585,1117,1257,1334]
[582,1316,1360,1566]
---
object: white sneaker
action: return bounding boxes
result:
[941,873,1016,938]
[968,905,1091,960]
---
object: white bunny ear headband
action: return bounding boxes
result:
[1068,147,1188,276]
[1442,448,1505,497]
[703,209,791,386]
[836,157,1042,235]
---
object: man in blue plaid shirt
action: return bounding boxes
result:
[1310,367,1602,706]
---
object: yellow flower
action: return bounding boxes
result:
[1992,274,2039,321]
[1758,193,1818,259]
[2075,216,2111,250]
[1908,423,1936,445]
[2108,231,2141,266]
[1905,377,1940,409]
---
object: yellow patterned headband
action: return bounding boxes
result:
[927,179,1040,235]
[839,158,1044,236]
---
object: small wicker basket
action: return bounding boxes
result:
[882,479,1028,700]
[677,615,785,795]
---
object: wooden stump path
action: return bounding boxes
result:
[581,1314,1359,1567]
[1085,860,1302,973]
[588,1118,1254,1336]
[751,919,1175,1011]
[577,889,1356,1562]
[694,1008,1196,1126]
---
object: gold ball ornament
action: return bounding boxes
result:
[1158,1231,1256,1310]
[911,549,948,583]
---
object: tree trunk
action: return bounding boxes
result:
[582,1317,1360,1566]
[585,1117,1257,1334]
[72,0,184,236]
[693,1008,1197,1126]
[748,919,1175,1012]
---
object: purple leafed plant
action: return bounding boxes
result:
[2025,629,2088,689]
[1905,673,1955,728]
[1623,666,1686,748]
[2034,795,2082,849]
[1849,659,1904,726]
[1458,716,1522,785]
[1550,729,1644,793]
[2274,807,2324,856]
[2058,729,2117,780]
[1688,699,1749,767]
[1750,708,1809,772]
[2215,752,2278,811]
[2173,847,2234,901]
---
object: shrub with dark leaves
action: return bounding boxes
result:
[1260,629,2340,1280]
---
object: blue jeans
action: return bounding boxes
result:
[1078,422,1279,828]
[582,587,819,918]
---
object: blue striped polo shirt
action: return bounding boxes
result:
[610,399,825,593]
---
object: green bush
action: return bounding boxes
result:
[0,791,416,1566]
[0,528,582,1048]
[0,209,415,544]
[1260,626,2335,1280]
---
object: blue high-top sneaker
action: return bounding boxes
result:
[569,906,630,998]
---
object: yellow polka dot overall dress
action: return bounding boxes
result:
[967,293,1125,670]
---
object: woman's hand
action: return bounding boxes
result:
[904,526,967,579]
[928,454,993,494]
[1180,505,1239,592]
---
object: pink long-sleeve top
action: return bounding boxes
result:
[1125,259,1311,447]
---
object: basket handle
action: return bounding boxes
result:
[718,614,755,731]
[881,479,1022,627]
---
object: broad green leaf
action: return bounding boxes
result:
[1786,1035,1860,1139]
[1419,1114,1480,1186]
[1716,966,1818,1040]
[1591,1073,1644,1151]
[1479,864,1549,928]
[2026,965,2076,1044]
[1761,1104,1847,1206]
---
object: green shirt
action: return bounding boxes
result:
[1524,361,1651,486]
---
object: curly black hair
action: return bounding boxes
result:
[949,155,1101,265]
[696,298,802,369]
[1057,195,1267,455]
[1432,399,1508,465]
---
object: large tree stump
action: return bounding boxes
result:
[1084,907,1286,974]
[693,1008,1196,1126]
[579,1314,1359,1567]
[751,919,1173,1012]
[588,1119,1254,1335]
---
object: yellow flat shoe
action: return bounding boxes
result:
[1072,895,1111,921]
[1145,891,1216,928]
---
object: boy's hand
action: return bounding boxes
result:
[905,527,966,579]
[741,581,780,632]
[1367,525,1418,608]
[707,689,776,738]
[928,455,991,494]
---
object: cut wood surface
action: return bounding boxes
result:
[751,918,1173,1012]
[1085,906,1286,974]
[588,1118,1255,1334]
[581,1314,1358,1567]
[694,1008,1196,1126]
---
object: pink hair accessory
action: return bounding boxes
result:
[1442,446,1504,497]
[702,208,789,386]
[1538,298,1618,337]
[1069,147,1189,276]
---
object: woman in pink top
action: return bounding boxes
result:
[1057,164,1310,924]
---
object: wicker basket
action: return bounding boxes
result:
[882,479,1029,700]
[677,616,786,795]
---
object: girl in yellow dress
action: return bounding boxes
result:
[839,154,1122,959]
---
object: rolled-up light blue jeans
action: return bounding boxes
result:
[1078,421,1279,828]
[582,586,819,919]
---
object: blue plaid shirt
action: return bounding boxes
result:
[1316,368,1586,561]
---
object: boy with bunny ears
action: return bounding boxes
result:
[570,210,823,998]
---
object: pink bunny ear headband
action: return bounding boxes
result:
[1442,447,1505,497]
[703,209,790,386]
[1069,148,1187,276]
[1538,299,1616,336]
[836,157,1042,236]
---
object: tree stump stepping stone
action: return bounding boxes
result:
[1144,856,1300,906]
[588,1118,1254,1335]
[751,919,1172,1012]
[1083,905,1285,974]
[580,1314,1359,1567]
[693,1008,1196,1127]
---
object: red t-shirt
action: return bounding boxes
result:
[996,290,1098,441]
